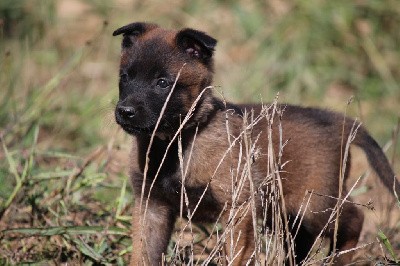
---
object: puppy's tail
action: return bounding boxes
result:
[353,126,400,198]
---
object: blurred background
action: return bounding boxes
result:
[0,0,399,264]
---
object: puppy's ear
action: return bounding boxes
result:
[113,22,158,47]
[176,28,217,62]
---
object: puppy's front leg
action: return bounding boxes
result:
[130,199,175,266]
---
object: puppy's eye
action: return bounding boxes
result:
[120,73,129,83]
[156,79,170,89]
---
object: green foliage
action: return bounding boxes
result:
[228,0,400,102]
[0,0,55,43]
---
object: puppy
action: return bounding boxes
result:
[112,22,399,265]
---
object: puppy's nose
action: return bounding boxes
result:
[117,106,136,119]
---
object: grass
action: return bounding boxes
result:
[0,0,399,264]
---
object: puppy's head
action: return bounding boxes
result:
[113,22,217,135]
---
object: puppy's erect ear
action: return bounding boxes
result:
[113,22,158,36]
[176,28,217,62]
[113,22,158,47]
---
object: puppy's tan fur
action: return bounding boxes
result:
[113,22,399,265]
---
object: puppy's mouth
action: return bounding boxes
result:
[118,122,155,135]
[115,110,172,136]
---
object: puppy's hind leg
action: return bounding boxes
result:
[291,225,316,265]
[329,202,364,265]
[223,212,256,266]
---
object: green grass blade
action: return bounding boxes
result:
[35,150,80,159]
[0,140,22,217]
[1,139,21,182]
[1,226,129,236]
[21,125,39,180]
[32,170,75,180]
[377,230,399,263]
[71,237,106,263]
[116,174,128,219]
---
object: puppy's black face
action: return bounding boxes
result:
[113,22,217,135]
[115,32,180,135]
